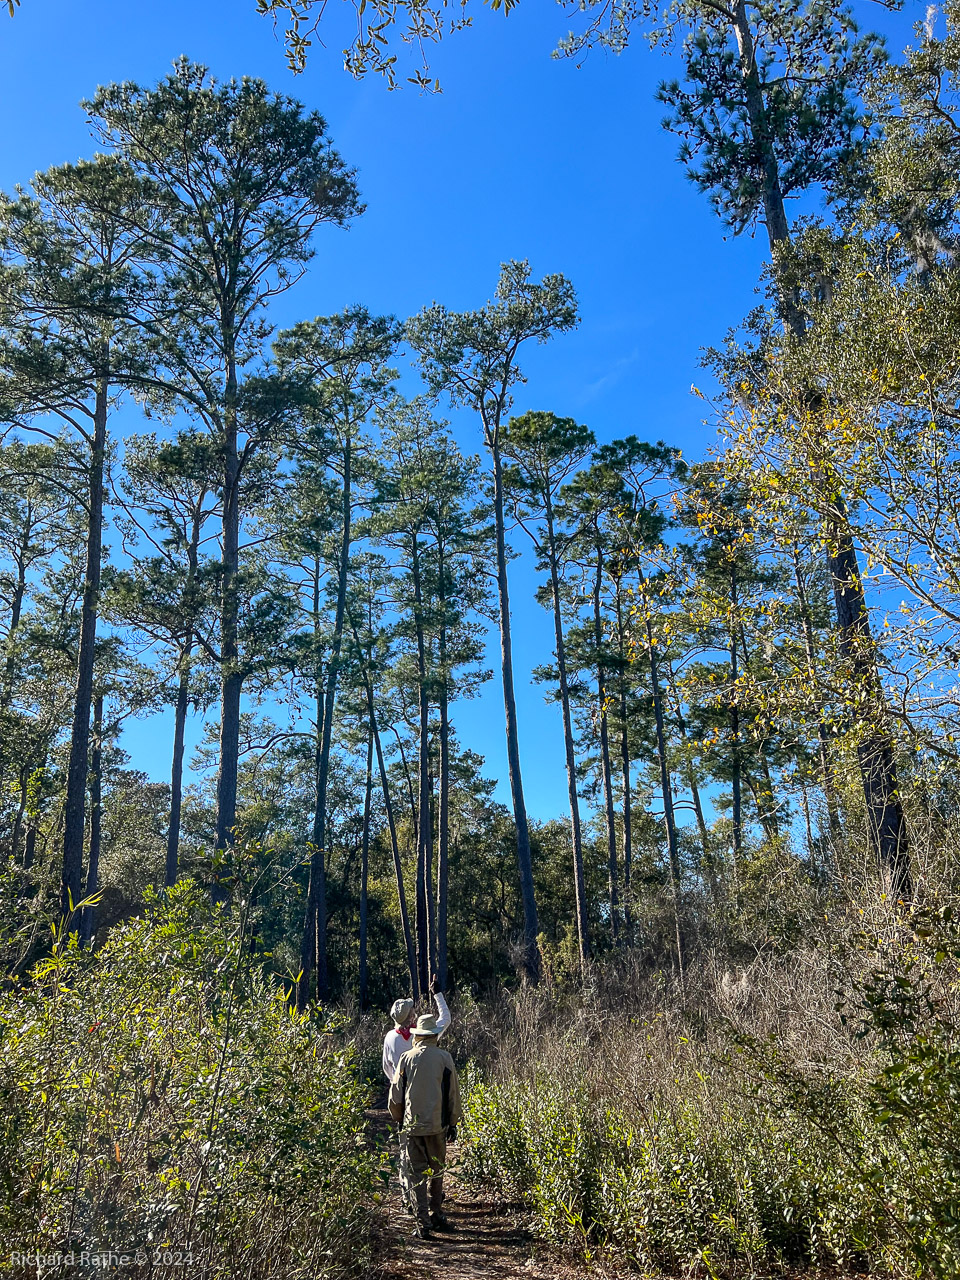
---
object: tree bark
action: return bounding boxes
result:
[410,532,434,993]
[436,547,451,991]
[166,663,190,889]
[638,566,685,979]
[666,659,712,852]
[615,589,631,940]
[80,695,103,946]
[166,510,202,887]
[2,502,30,709]
[490,438,540,981]
[791,545,843,846]
[592,560,617,954]
[61,373,107,923]
[299,427,352,1007]
[729,562,743,884]
[215,328,241,864]
[359,718,373,1011]
[349,606,419,995]
[372,696,418,996]
[826,503,911,897]
[547,491,589,971]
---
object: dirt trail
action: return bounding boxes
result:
[366,1105,556,1280]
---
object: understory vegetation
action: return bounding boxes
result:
[0,883,379,1279]
[455,897,960,1279]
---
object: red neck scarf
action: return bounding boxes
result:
[396,1026,412,1041]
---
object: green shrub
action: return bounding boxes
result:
[460,1060,886,1276]
[0,881,379,1279]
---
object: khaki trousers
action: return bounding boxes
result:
[405,1132,447,1226]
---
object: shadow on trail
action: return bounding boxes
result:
[365,1104,548,1280]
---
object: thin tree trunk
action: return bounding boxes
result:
[349,607,419,995]
[437,644,450,992]
[410,532,434,993]
[166,659,190,888]
[62,374,108,923]
[374,701,418,995]
[80,695,103,946]
[638,565,685,979]
[729,563,743,890]
[299,426,352,1007]
[215,332,242,864]
[435,542,451,989]
[791,545,842,845]
[547,492,589,971]
[0,506,32,831]
[490,437,539,981]
[666,659,711,851]
[388,723,418,847]
[826,502,911,897]
[615,588,631,940]
[166,512,202,887]
[593,563,624,962]
[9,776,27,865]
[2,504,30,709]
[359,719,373,1011]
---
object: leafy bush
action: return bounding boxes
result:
[458,910,960,1278]
[460,1059,884,1276]
[0,881,379,1279]
[749,905,960,1280]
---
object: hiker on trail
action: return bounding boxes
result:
[388,1012,463,1240]
[382,975,450,1086]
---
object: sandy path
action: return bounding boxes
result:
[366,1105,556,1280]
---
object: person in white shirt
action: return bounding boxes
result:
[382,975,451,1215]
[382,977,451,1085]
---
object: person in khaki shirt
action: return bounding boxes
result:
[388,1012,463,1239]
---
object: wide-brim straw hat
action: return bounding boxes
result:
[413,1013,440,1037]
[391,998,414,1024]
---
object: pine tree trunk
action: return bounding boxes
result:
[666,659,712,852]
[615,590,631,939]
[373,698,418,996]
[166,660,190,888]
[826,504,911,897]
[62,374,108,923]
[359,719,372,1011]
[390,723,418,847]
[791,545,843,845]
[166,513,202,887]
[436,546,450,991]
[594,564,618,955]
[0,515,30,843]
[490,438,540,981]
[349,605,419,995]
[80,695,103,946]
[410,533,434,993]
[547,492,589,971]
[729,564,743,888]
[215,335,242,864]
[638,566,685,978]
[299,428,352,1007]
[2,506,29,709]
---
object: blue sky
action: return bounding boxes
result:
[0,0,920,819]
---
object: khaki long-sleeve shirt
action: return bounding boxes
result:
[388,1040,463,1137]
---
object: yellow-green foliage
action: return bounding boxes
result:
[0,881,378,1279]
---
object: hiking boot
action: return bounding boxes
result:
[413,1222,433,1240]
[430,1212,453,1232]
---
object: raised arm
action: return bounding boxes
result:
[432,988,451,1036]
